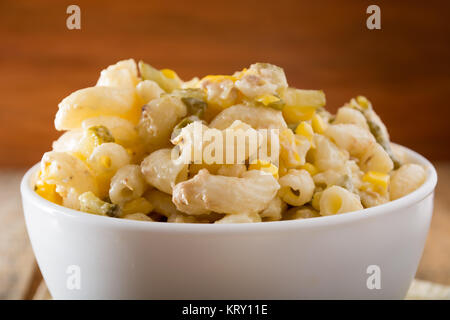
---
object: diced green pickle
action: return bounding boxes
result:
[172,88,208,118]
[171,115,200,140]
[138,61,182,93]
[79,191,120,217]
[350,97,401,169]
[87,125,115,144]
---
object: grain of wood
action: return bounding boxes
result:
[416,162,450,285]
[0,169,36,300]
[32,278,52,300]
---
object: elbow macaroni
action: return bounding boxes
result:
[35,59,428,222]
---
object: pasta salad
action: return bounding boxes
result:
[35,59,427,223]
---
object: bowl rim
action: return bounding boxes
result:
[21,143,438,233]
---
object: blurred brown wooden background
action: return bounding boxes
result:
[0,0,449,167]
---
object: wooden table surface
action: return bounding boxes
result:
[1,164,449,300]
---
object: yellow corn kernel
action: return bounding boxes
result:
[295,122,314,142]
[100,155,112,169]
[362,171,390,193]
[121,197,154,216]
[35,181,62,205]
[282,105,316,123]
[356,95,370,109]
[160,68,178,80]
[202,75,237,82]
[300,163,318,176]
[256,95,280,106]
[311,114,327,134]
[249,160,279,179]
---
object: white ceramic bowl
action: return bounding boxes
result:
[21,145,437,299]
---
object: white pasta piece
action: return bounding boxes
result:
[171,121,210,164]
[360,143,393,173]
[136,80,164,104]
[334,106,369,130]
[216,164,247,177]
[52,129,83,152]
[235,63,287,98]
[96,59,140,88]
[144,189,182,218]
[172,120,263,165]
[278,169,315,206]
[138,95,187,152]
[188,163,222,177]
[62,189,84,210]
[167,212,215,223]
[313,160,362,192]
[324,124,376,157]
[40,152,98,209]
[311,191,322,211]
[346,159,363,191]
[210,104,287,130]
[199,77,239,109]
[280,130,311,168]
[312,135,348,171]
[320,186,363,215]
[284,207,320,220]
[391,144,408,164]
[109,165,147,204]
[172,169,280,215]
[389,164,426,200]
[313,170,343,188]
[124,213,153,221]
[259,196,287,221]
[359,190,389,208]
[167,213,198,223]
[82,116,139,147]
[141,148,189,194]
[55,86,141,130]
[87,142,131,191]
[215,212,262,224]
[221,120,263,163]
[181,77,200,89]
